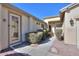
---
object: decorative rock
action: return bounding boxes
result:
[30,44,38,47]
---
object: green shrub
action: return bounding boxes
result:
[29,32,37,44]
[44,29,49,35]
[55,28,62,40]
[25,32,36,44]
[48,32,54,37]
[25,28,49,44]
[42,29,48,39]
[43,30,46,38]
[25,31,43,44]
[36,32,43,42]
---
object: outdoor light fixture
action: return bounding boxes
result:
[70,19,74,26]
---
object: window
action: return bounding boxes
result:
[12,16,18,37]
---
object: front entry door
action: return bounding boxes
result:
[9,13,21,44]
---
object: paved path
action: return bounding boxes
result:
[51,39,79,56]
[13,37,56,56]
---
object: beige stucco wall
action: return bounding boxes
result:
[36,21,42,30]
[22,16,29,42]
[0,4,44,51]
[63,6,79,45]
[0,4,3,51]
[29,17,42,32]
[0,5,30,50]
[44,17,60,27]
[44,17,60,23]
[44,17,60,31]
[0,5,9,50]
[41,22,47,29]
[29,17,36,32]
[21,15,41,42]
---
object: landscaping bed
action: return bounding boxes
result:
[25,29,49,44]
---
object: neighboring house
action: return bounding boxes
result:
[60,3,79,48]
[0,3,46,51]
[44,16,62,36]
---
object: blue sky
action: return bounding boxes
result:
[12,3,70,20]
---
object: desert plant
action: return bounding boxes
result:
[48,31,54,37]
[46,29,49,36]
[44,28,53,37]
[41,29,46,40]
[26,32,37,44]
[55,28,62,40]
[43,30,46,38]
[29,32,37,44]
[36,31,43,42]
[25,31,43,44]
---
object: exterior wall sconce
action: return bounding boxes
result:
[70,19,74,26]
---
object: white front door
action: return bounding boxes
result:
[9,13,21,44]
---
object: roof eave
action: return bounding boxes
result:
[60,3,79,13]
[43,15,59,20]
[2,3,43,22]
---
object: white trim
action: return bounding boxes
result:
[60,3,79,13]
[9,13,21,44]
[10,41,22,49]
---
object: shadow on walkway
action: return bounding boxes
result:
[0,42,30,54]
[5,52,30,56]
[0,37,52,55]
[39,37,51,44]
[12,41,30,49]
[0,47,13,53]
[12,37,51,49]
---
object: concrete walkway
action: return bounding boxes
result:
[51,39,79,56]
[13,36,56,56]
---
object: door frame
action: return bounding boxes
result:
[76,18,79,48]
[8,12,22,46]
